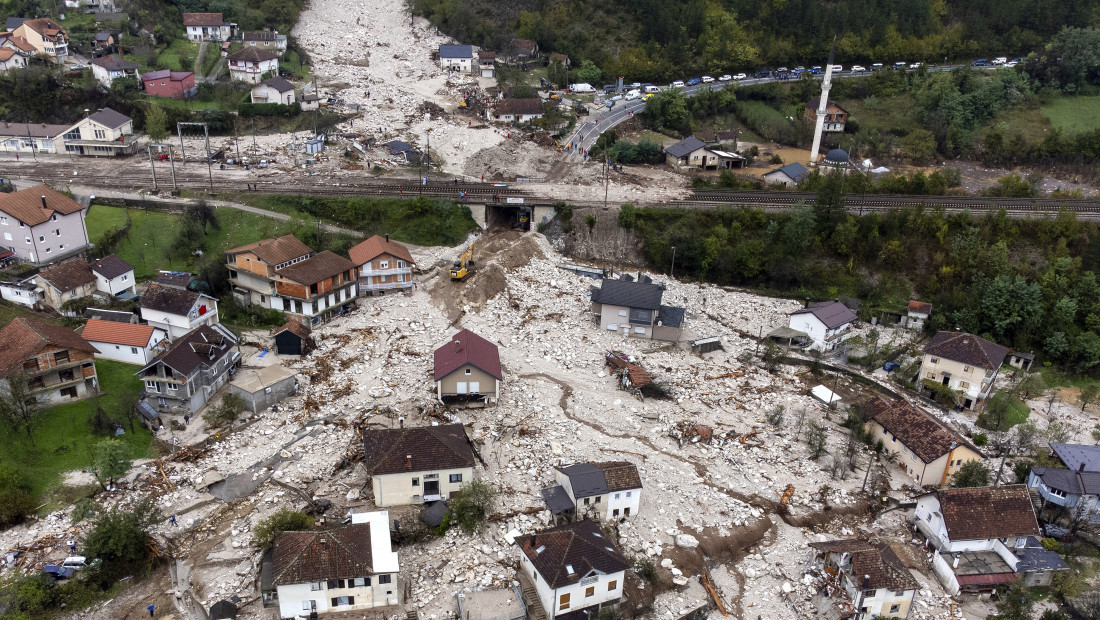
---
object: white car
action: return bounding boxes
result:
[830,65,843,72]
[630,82,641,89]
[733,72,747,80]
[718,74,732,81]
[850,65,866,73]
[777,67,788,72]
[909,62,923,69]
[670,80,685,88]
[624,89,641,100]
[701,76,714,83]
[1005,60,1019,67]
[992,57,1008,65]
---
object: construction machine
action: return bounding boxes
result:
[450,241,476,280]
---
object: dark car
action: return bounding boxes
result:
[686,77,702,86]
[754,70,773,79]
[971,58,989,67]
[883,362,901,372]
[602,84,618,93]
[44,565,74,580]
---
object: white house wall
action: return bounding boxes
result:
[276,577,397,619]
[0,284,38,307]
[371,467,474,507]
[521,553,623,619]
[95,270,135,296]
[88,336,159,365]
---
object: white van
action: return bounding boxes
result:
[569,83,595,93]
[670,80,685,88]
[992,57,1008,65]
[830,65,843,72]
[643,85,660,94]
[624,90,641,100]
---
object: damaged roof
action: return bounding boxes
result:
[866,397,981,464]
[790,300,857,329]
[809,539,918,592]
[139,324,236,376]
[36,258,95,292]
[272,523,373,585]
[0,317,96,377]
[558,461,642,498]
[360,423,476,476]
[930,485,1040,541]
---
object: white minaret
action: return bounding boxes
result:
[809,47,836,167]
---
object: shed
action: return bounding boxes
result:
[134,401,160,426]
[209,600,237,619]
[810,385,841,405]
[229,365,298,412]
[272,320,313,356]
[305,134,324,154]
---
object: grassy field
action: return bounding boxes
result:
[85,204,302,280]
[151,96,231,112]
[0,360,153,500]
[840,95,918,135]
[1042,95,1100,136]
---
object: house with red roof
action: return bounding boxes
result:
[80,318,166,364]
[433,329,502,405]
[347,234,415,296]
[918,331,1009,409]
[0,317,98,404]
[183,12,235,41]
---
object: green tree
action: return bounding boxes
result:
[1014,373,1046,400]
[0,372,45,444]
[547,60,568,88]
[806,420,827,459]
[642,88,689,135]
[83,498,162,586]
[951,460,990,487]
[618,204,636,228]
[987,581,1034,620]
[783,203,816,252]
[91,439,131,490]
[571,60,602,86]
[0,464,36,528]
[1080,382,1100,412]
[145,103,168,143]
[203,392,245,427]
[444,480,497,534]
[252,508,315,549]
[901,128,937,164]
[978,391,1030,431]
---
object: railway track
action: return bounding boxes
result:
[688,190,1100,213]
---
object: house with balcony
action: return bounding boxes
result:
[0,184,91,265]
[90,254,135,297]
[863,397,984,487]
[515,520,627,620]
[242,30,286,54]
[0,317,98,404]
[30,258,97,312]
[80,319,166,365]
[139,284,220,340]
[227,47,278,84]
[227,234,314,307]
[807,539,918,620]
[590,274,685,342]
[439,44,473,72]
[136,323,240,414]
[90,54,138,87]
[272,251,357,325]
[433,329,502,405]
[12,17,67,62]
[360,423,477,507]
[1027,442,1100,525]
[788,300,858,353]
[61,108,137,156]
[542,462,642,522]
[183,12,235,41]
[918,331,1008,409]
[348,234,415,296]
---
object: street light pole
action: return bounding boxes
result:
[670,246,676,278]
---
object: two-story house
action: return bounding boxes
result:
[0,317,98,404]
[89,254,135,297]
[226,234,314,307]
[142,69,197,99]
[807,539,918,620]
[250,76,295,105]
[804,97,848,132]
[545,462,642,521]
[12,17,67,62]
[0,185,91,265]
[918,331,1009,409]
[348,234,415,296]
[183,12,235,41]
[227,47,279,84]
[515,520,628,620]
[433,329,502,405]
[863,397,985,487]
[487,98,544,123]
[242,31,287,54]
[913,486,1065,594]
[439,44,473,72]
[360,423,477,507]
[590,274,685,342]
[788,300,858,353]
[61,108,137,156]
[1028,442,1100,525]
[139,284,220,340]
[272,251,357,325]
[31,258,97,312]
[136,323,240,414]
[80,319,166,365]
[269,510,399,618]
[90,54,139,87]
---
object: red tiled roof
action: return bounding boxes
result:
[0,317,96,377]
[433,329,501,380]
[0,184,85,227]
[182,12,224,27]
[360,423,476,476]
[956,572,1017,586]
[225,234,312,266]
[933,485,1040,541]
[492,98,544,116]
[908,300,932,315]
[80,319,156,347]
[348,235,414,266]
[924,331,1009,371]
[276,251,355,287]
[272,523,373,586]
[808,539,919,591]
[272,320,311,340]
[37,258,96,292]
[595,462,643,492]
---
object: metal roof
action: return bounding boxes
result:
[558,463,608,498]
[790,300,857,329]
[541,485,576,515]
[1050,443,1100,472]
[665,136,706,158]
[766,162,810,182]
[439,44,473,59]
[591,277,664,311]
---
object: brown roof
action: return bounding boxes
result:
[1,35,37,52]
[932,485,1041,541]
[924,331,1009,371]
[0,317,96,377]
[182,12,224,27]
[20,18,65,38]
[805,97,846,113]
[141,284,213,316]
[272,523,373,586]
[493,98,544,116]
[225,234,312,266]
[228,47,278,63]
[360,423,476,476]
[140,324,235,376]
[90,54,138,71]
[0,121,71,139]
[515,520,628,589]
[276,251,355,286]
[348,235,415,267]
[808,539,918,592]
[0,48,14,61]
[548,53,568,62]
[595,462,642,491]
[908,300,932,315]
[272,320,311,340]
[0,184,85,227]
[433,329,502,381]
[866,397,980,464]
[37,258,95,292]
[89,254,134,280]
[80,319,156,347]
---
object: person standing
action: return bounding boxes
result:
[147,603,155,617]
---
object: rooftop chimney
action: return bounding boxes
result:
[454,339,461,353]
[406,454,412,469]
[1080,462,1086,472]
[952,555,960,569]
[40,195,47,209]
[385,234,389,242]
[805,298,811,309]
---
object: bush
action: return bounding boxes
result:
[972,433,988,446]
[951,460,991,487]
[253,508,315,549]
[769,154,783,165]
[442,480,497,534]
[203,393,245,427]
[618,204,636,228]
[237,102,302,118]
[0,464,36,529]
[635,558,658,584]
[806,420,827,459]
[555,202,574,232]
[83,498,162,586]
[585,214,597,230]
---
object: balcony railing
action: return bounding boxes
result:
[360,267,412,277]
[360,281,414,291]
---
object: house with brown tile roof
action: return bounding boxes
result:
[433,329,502,406]
[227,46,278,84]
[135,323,239,414]
[183,12,235,41]
[515,520,627,619]
[486,98,544,123]
[919,331,1009,409]
[863,397,984,487]
[360,423,476,507]
[348,234,415,296]
[12,17,68,61]
[80,319,165,365]
[30,257,96,311]
[226,234,313,308]
[0,185,91,266]
[808,539,918,619]
[267,510,399,617]
[273,251,358,325]
[139,284,220,340]
[0,46,27,72]
[0,317,98,404]
[546,462,642,521]
[906,300,932,331]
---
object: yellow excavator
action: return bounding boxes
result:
[450,241,476,280]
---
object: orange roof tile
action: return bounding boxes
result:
[79,319,157,347]
[348,235,414,266]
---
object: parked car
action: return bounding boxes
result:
[909,62,923,69]
[830,64,843,72]
[871,63,884,70]
[893,62,907,70]
[733,72,747,80]
[777,67,788,72]
[643,85,660,94]
[686,77,702,86]
[883,362,901,372]
[61,556,88,570]
[630,82,642,89]
[44,565,74,580]
[1005,57,1022,67]
[794,66,806,72]
[701,76,714,83]
[718,74,732,81]
[992,57,1008,65]
[850,65,866,73]
[642,93,654,101]
[669,80,685,88]
[569,82,596,93]
[624,89,641,100]
[809,66,822,74]
[602,84,618,93]
[754,70,772,79]
[971,58,989,67]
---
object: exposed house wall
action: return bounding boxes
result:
[437,364,498,396]
[865,420,983,486]
[370,467,474,507]
[918,354,998,404]
[275,576,397,618]
[87,333,162,365]
[520,553,623,619]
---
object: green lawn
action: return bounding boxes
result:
[983,103,1051,144]
[150,96,229,112]
[840,95,918,135]
[1042,95,1100,136]
[0,299,64,327]
[0,360,153,499]
[85,204,302,280]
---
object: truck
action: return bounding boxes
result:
[568,83,595,93]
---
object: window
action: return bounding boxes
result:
[122,274,128,280]
[930,357,939,363]
[0,217,6,225]
[559,593,570,610]
[350,577,368,587]
[302,601,314,610]
[449,473,462,483]
[894,591,905,597]
[37,235,43,242]
[634,327,645,334]
[626,491,631,497]
[25,236,31,244]
[54,229,60,237]
[585,586,594,597]
[614,493,621,499]
[18,221,23,227]
[412,477,419,486]
[959,381,970,389]
[379,260,389,269]
[130,347,138,354]
[963,365,972,372]
[59,244,64,249]
[608,580,617,591]
[889,604,900,613]
[54,350,69,364]
[617,309,628,317]
[882,427,887,435]
[94,129,106,139]
[613,509,620,517]
[310,582,323,591]
[378,575,391,584]
[330,595,355,606]
[465,368,471,375]
[583,497,590,505]
[145,380,159,392]
[45,247,51,254]
[327,579,345,589]
[595,496,601,503]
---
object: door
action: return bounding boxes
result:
[456,382,467,394]
[469,382,480,394]
[424,480,439,496]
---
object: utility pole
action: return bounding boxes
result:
[861,453,876,493]
[603,157,610,212]
[24,121,36,161]
[252,118,257,148]
[147,146,158,190]
[168,145,177,191]
[670,246,676,278]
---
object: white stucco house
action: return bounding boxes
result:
[515,520,628,619]
[788,300,857,352]
[139,284,219,340]
[80,319,166,365]
[439,44,473,72]
[90,54,139,87]
[268,510,399,618]
[251,76,295,105]
[542,462,642,521]
[807,539,919,619]
[918,331,1009,410]
[360,423,477,507]
[90,254,135,297]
